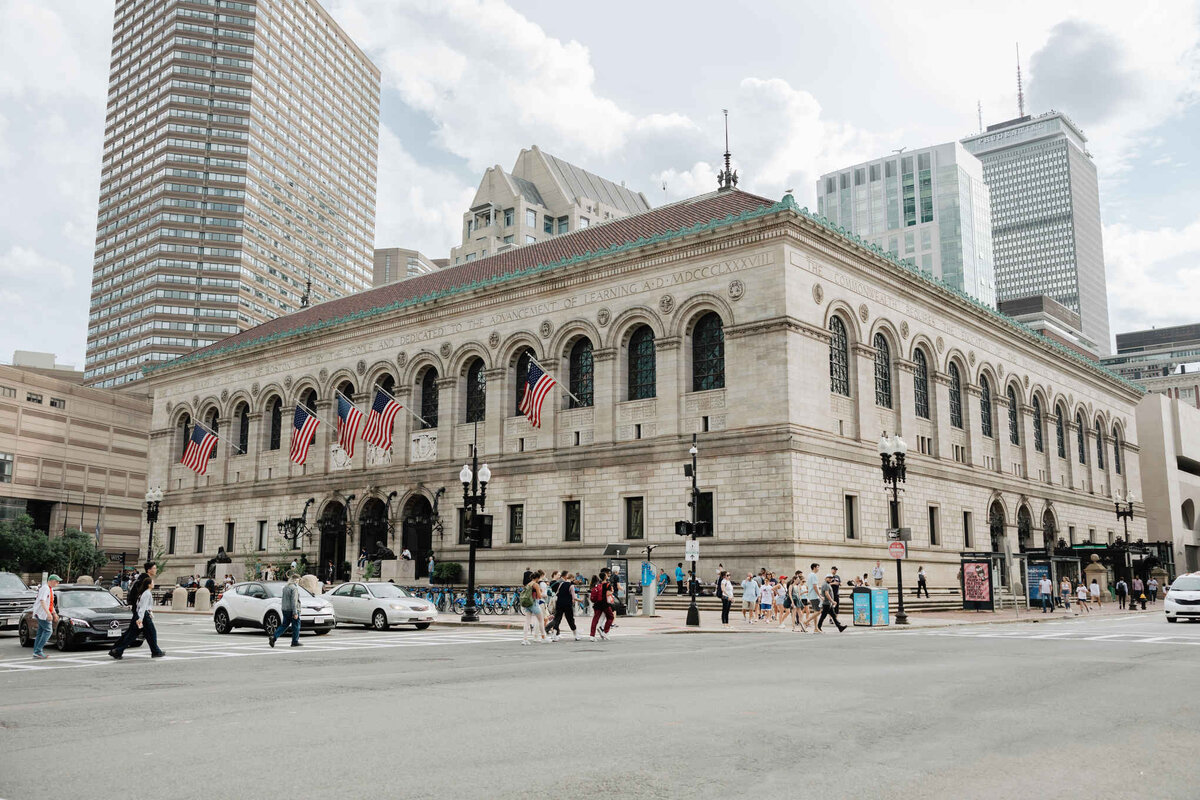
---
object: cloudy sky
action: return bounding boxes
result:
[1,0,1197,366]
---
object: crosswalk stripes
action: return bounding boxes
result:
[920,628,1200,647]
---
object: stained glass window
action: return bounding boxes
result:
[628,326,656,401]
[829,317,849,396]
[569,339,594,408]
[873,333,892,408]
[1032,396,1043,453]
[420,369,438,429]
[465,359,486,423]
[913,349,929,419]
[949,363,963,429]
[1007,386,1019,445]
[692,312,725,392]
[979,376,993,438]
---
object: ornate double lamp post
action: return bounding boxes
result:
[878,433,909,625]
[458,444,491,623]
[144,487,164,562]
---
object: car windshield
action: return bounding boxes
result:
[262,583,315,598]
[1170,576,1200,592]
[58,590,122,610]
[0,573,29,592]
[368,583,408,598]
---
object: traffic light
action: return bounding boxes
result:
[694,521,711,537]
[674,520,693,537]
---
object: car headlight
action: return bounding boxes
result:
[388,604,407,610]
[68,618,91,628]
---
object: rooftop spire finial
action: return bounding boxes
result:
[717,108,738,191]
[1016,43,1025,117]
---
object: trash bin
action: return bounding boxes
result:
[852,586,890,626]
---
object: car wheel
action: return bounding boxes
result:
[414,622,431,630]
[55,624,73,652]
[263,611,280,639]
[214,608,232,634]
[372,610,389,631]
[313,629,330,636]
[18,619,33,647]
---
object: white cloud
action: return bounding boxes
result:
[1104,218,1200,333]
[374,126,475,254]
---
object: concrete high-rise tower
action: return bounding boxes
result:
[961,112,1111,354]
[86,0,380,387]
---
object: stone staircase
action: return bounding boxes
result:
[651,587,964,614]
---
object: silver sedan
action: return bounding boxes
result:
[324,582,438,630]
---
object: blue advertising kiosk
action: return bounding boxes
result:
[852,586,890,626]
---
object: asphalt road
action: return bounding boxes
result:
[1,613,1196,800]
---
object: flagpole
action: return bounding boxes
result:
[193,417,246,455]
[374,383,430,429]
[528,356,582,406]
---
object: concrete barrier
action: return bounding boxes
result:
[194,587,211,612]
[172,586,189,611]
[76,575,94,585]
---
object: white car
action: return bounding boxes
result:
[1164,573,1200,623]
[324,582,437,630]
[212,581,336,637]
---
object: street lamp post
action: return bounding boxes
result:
[878,434,909,625]
[458,424,491,623]
[686,435,700,627]
[1114,489,1137,584]
[143,487,164,562]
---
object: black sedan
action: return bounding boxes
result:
[18,585,143,651]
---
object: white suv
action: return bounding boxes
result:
[1164,573,1200,623]
[212,581,336,637]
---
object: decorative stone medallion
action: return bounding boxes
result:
[900,321,909,340]
[658,294,675,315]
[539,320,553,339]
[1023,375,1029,388]
[858,304,869,323]
[728,280,745,301]
[284,376,293,390]
[192,395,199,408]
[318,368,328,384]
[488,331,500,349]
[996,363,1004,378]
[251,382,259,398]
[396,351,407,370]
[220,389,229,402]
[439,342,452,358]
[597,307,611,327]
[356,359,367,376]
[166,401,174,414]
[936,336,944,353]
[968,351,976,366]
[812,283,824,304]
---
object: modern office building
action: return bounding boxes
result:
[961,112,1111,354]
[997,295,1100,359]
[450,145,651,265]
[1102,323,1200,407]
[372,248,444,288]
[86,0,381,389]
[1136,394,1200,572]
[816,142,995,307]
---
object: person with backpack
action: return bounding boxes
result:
[716,570,733,627]
[520,570,547,645]
[1115,577,1128,609]
[590,571,614,641]
[547,571,580,641]
[109,564,166,660]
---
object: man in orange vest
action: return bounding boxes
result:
[32,574,61,659]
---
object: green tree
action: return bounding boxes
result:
[45,529,106,581]
[0,515,50,573]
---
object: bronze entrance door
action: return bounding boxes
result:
[402,496,434,579]
[318,502,347,582]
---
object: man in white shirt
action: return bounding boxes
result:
[872,561,885,587]
[32,574,61,659]
[740,574,759,623]
[1038,576,1055,613]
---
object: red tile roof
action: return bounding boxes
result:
[158,189,780,370]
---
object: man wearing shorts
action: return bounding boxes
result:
[805,563,821,628]
[740,574,759,623]
[758,579,774,621]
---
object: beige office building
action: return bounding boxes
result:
[86,0,380,390]
[0,363,150,569]
[451,146,650,265]
[373,248,444,288]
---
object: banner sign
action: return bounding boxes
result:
[961,560,995,611]
[1027,563,1051,601]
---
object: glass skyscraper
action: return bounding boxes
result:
[816,142,996,307]
[961,112,1110,354]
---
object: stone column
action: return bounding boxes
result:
[1020,405,1038,483]
[655,336,682,438]
[852,342,878,443]
[435,377,457,463]
[482,368,506,457]
[1064,419,1079,492]
[895,359,917,442]
[592,347,617,445]
[964,385,985,468]
[994,394,1010,475]
[245,411,263,481]
[393,386,414,466]
[931,373,953,462]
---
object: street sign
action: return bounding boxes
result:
[108,553,126,564]
[889,541,907,559]
[886,527,912,542]
[684,539,699,557]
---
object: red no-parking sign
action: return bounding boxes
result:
[889,541,907,559]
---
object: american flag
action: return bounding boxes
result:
[520,360,557,429]
[362,388,403,451]
[181,423,218,474]
[336,393,364,458]
[289,404,321,465]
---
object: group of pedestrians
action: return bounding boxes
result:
[717,564,846,633]
[1034,573,1159,614]
[519,569,616,645]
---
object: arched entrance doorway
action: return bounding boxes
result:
[359,498,389,560]
[1042,509,1057,551]
[989,500,1008,586]
[402,495,434,579]
[1017,506,1033,552]
[318,502,346,583]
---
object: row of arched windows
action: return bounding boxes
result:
[827,313,1125,476]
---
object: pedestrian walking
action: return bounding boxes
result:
[1089,579,1101,608]
[740,573,759,623]
[520,570,547,645]
[717,570,733,627]
[31,573,60,659]
[872,560,885,587]
[816,575,847,633]
[915,566,929,599]
[1147,577,1159,604]
[805,563,822,629]
[675,563,685,595]
[1038,575,1055,613]
[1075,581,1091,614]
[547,571,580,641]
[109,565,166,660]
[1115,578,1128,609]
[829,567,842,605]
[1060,576,1073,612]
[589,571,615,641]
[269,572,303,648]
[758,578,774,621]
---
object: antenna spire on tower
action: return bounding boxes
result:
[977,100,983,132]
[1016,43,1025,117]
[717,108,738,191]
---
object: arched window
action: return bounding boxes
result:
[1055,405,1066,458]
[205,409,220,459]
[376,374,395,397]
[268,397,283,451]
[236,402,249,455]
[1031,396,1043,453]
[569,339,594,408]
[828,316,850,396]
[691,312,725,392]
[420,368,438,429]
[948,363,963,429]
[873,333,892,408]
[465,359,486,423]
[628,326,656,401]
[179,414,191,460]
[1006,386,1019,445]
[302,389,318,446]
[979,375,993,438]
[1095,420,1105,469]
[913,349,929,419]
[1113,427,1122,475]
[1075,412,1086,464]
[514,349,532,415]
